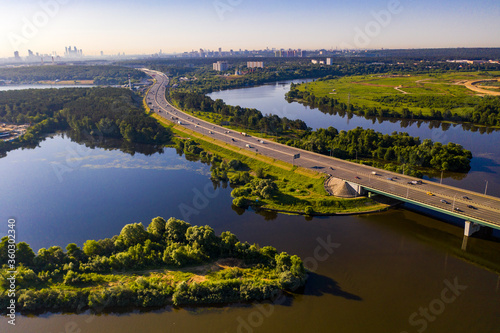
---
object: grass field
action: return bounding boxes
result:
[296,71,500,116]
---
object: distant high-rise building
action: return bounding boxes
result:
[100,51,104,56]
[64,46,83,57]
[247,61,264,69]
[213,61,228,71]
[326,58,333,65]
[28,50,34,57]
[218,47,222,56]
[14,51,20,59]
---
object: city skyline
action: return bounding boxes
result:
[1,0,499,59]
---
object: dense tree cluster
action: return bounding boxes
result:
[280,126,472,173]
[0,88,171,155]
[0,65,146,85]
[0,218,306,313]
[171,91,307,135]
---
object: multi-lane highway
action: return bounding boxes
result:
[143,69,500,230]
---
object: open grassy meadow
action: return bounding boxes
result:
[295,71,500,116]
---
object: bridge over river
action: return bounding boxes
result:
[143,69,500,238]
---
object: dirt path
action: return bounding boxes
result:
[464,79,500,96]
[394,85,409,94]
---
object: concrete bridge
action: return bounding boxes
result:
[143,69,500,243]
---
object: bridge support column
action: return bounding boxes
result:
[464,221,481,237]
[461,235,469,251]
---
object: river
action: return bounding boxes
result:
[0,133,499,333]
[0,82,499,332]
[208,80,500,197]
[0,84,93,91]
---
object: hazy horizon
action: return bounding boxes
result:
[1,0,499,59]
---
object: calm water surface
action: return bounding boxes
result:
[0,84,92,91]
[0,135,499,333]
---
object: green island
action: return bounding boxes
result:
[286,71,500,126]
[0,217,306,313]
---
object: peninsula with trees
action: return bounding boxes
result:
[0,217,307,314]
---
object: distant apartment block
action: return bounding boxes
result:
[326,58,333,65]
[247,61,264,68]
[311,60,318,64]
[275,49,304,57]
[213,61,228,71]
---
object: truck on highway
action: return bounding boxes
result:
[240,132,249,137]
[178,120,183,125]
[246,144,252,148]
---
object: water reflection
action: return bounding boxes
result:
[66,130,165,157]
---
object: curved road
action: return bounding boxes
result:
[143,69,500,230]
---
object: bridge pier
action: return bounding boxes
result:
[464,221,481,237]
[461,221,481,251]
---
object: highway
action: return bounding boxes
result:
[143,69,500,230]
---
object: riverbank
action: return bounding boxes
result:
[152,113,391,215]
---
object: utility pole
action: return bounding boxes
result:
[440,170,444,184]
[485,180,488,195]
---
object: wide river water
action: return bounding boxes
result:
[0,83,499,333]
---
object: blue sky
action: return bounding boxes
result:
[1,0,499,58]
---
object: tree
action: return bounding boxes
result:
[185,226,217,253]
[164,218,191,243]
[66,243,86,262]
[232,197,247,208]
[17,242,36,266]
[384,147,396,161]
[0,236,8,264]
[115,223,148,248]
[34,246,67,271]
[83,240,102,257]
[147,216,167,240]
